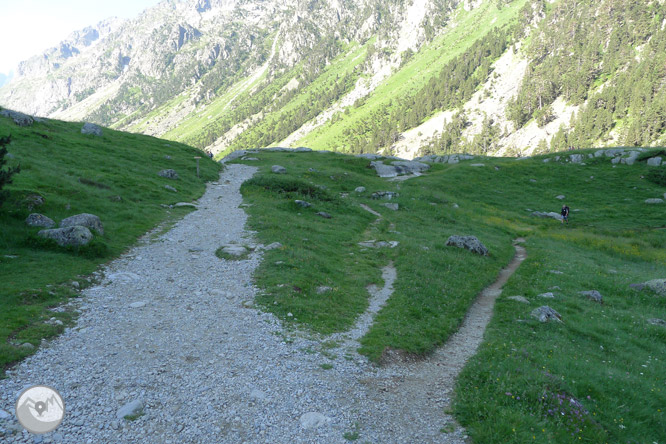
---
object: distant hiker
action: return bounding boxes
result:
[561,204,570,224]
[207,151,213,159]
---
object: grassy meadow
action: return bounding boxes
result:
[0,113,220,374]
[232,148,665,443]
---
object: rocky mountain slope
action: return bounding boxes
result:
[2,0,666,158]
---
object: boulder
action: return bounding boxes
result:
[263,242,283,251]
[579,290,603,303]
[555,195,565,200]
[116,399,144,420]
[538,292,555,299]
[531,211,563,221]
[358,240,399,249]
[644,279,666,296]
[356,153,381,160]
[222,150,254,162]
[445,235,489,256]
[38,226,93,247]
[25,213,55,228]
[531,306,562,323]
[60,213,104,235]
[158,169,179,180]
[384,203,399,211]
[271,165,287,174]
[164,185,178,192]
[647,157,662,166]
[220,245,248,257]
[316,211,332,219]
[648,318,666,327]
[569,154,584,164]
[295,200,311,208]
[354,186,366,193]
[81,122,103,136]
[371,191,399,200]
[645,198,663,204]
[0,109,33,126]
[370,160,429,178]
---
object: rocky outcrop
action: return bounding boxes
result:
[445,235,489,256]
[25,213,55,228]
[39,226,93,247]
[158,169,179,180]
[370,160,430,178]
[531,306,562,323]
[81,122,103,136]
[0,109,34,126]
[60,213,104,234]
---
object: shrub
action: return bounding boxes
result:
[0,135,20,207]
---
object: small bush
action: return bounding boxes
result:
[241,176,333,201]
[646,167,666,187]
[0,135,21,208]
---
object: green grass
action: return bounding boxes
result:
[232,148,665,444]
[297,0,529,151]
[0,114,220,374]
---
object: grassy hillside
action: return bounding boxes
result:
[230,149,665,443]
[0,113,220,374]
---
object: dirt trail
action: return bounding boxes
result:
[358,239,527,443]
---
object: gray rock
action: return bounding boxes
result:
[580,290,603,303]
[0,109,34,126]
[129,301,147,308]
[81,122,103,136]
[221,150,252,162]
[60,213,104,234]
[263,242,283,251]
[531,306,562,323]
[299,412,331,429]
[370,160,429,178]
[354,186,366,193]
[645,198,663,204]
[158,169,179,180]
[174,202,197,208]
[384,203,399,211]
[555,195,565,200]
[470,163,485,167]
[371,191,399,200]
[445,235,489,256]
[220,245,248,257]
[358,240,399,249]
[316,212,332,219]
[537,292,555,299]
[23,194,45,210]
[507,296,530,304]
[611,156,622,165]
[25,213,55,228]
[648,318,666,327]
[38,226,93,247]
[165,185,178,192]
[356,153,381,160]
[549,270,564,275]
[647,157,662,166]
[316,286,332,294]
[531,211,563,221]
[294,200,311,208]
[569,154,584,163]
[117,399,144,420]
[20,342,35,349]
[644,279,666,296]
[271,165,287,174]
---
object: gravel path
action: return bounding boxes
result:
[0,165,526,443]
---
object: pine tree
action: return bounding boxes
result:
[0,135,20,208]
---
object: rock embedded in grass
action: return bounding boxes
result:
[648,318,666,327]
[316,212,332,219]
[158,169,179,180]
[507,296,530,304]
[38,226,93,247]
[355,186,366,193]
[531,211,563,220]
[646,157,662,166]
[271,165,287,174]
[531,306,562,323]
[643,279,666,296]
[537,292,555,299]
[445,235,489,256]
[384,203,399,211]
[81,122,103,136]
[164,185,178,192]
[295,200,311,208]
[0,109,34,126]
[25,213,55,228]
[60,213,104,235]
[579,290,603,303]
[645,198,663,204]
